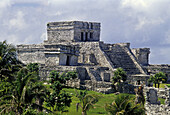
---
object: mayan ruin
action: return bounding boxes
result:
[17,21,170,92]
[1,0,169,114]
[0,20,166,114]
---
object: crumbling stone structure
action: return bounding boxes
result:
[144,64,170,82]
[145,87,170,115]
[17,21,169,93]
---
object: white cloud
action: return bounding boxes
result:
[121,0,148,10]
[40,32,47,41]
[0,0,170,64]
[0,0,12,17]
[135,17,164,30]
[0,0,11,8]
[9,11,27,30]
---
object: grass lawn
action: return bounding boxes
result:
[159,83,170,88]
[61,88,135,115]
[158,97,165,105]
[166,84,170,88]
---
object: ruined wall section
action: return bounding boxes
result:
[132,48,150,66]
[17,44,45,64]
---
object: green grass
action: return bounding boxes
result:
[61,88,135,115]
[166,84,170,88]
[159,83,170,88]
[158,97,165,104]
[159,84,166,88]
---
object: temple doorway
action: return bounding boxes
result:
[66,56,70,66]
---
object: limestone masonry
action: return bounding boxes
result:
[17,21,170,93]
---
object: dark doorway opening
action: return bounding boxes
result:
[85,32,88,41]
[81,32,84,41]
[90,32,93,39]
[66,56,70,66]
[137,80,140,85]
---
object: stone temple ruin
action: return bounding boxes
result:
[17,21,170,93]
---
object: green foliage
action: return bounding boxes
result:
[148,72,167,88]
[0,40,18,67]
[62,88,136,115]
[45,70,77,113]
[27,63,39,75]
[0,63,47,114]
[112,68,127,84]
[158,97,165,105]
[155,72,167,83]
[75,90,100,115]
[148,75,155,84]
[166,84,170,88]
[0,40,21,81]
[105,94,145,115]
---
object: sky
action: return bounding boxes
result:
[0,0,170,64]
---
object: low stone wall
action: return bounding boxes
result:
[144,87,170,115]
[145,104,170,115]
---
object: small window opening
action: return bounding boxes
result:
[87,23,89,29]
[90,23,93,29]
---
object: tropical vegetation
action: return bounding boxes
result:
[75,90,100,115]
[44,70,77,113]
[105,94,145,115]
[148,72,167,88]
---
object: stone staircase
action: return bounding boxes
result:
[101,43,145,75]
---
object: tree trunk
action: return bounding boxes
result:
[158,83,160,88]
[155,83,156,88]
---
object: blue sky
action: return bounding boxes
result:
[0,0,170,64]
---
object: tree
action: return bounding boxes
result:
[155,72,167,88]
[148,72,167,88]
[45,70,77,113]
[112,68,127,84]
[112,68,127,92]
[148,75,156,87]
[0,63,47,114]
[0,40,21,81]
[105,94,145,115]
[75,90,100,115]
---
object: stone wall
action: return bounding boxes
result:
[131,48,150,66]
[46,21,74,43]
[144,87,170,115]
[17,44,45,64]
